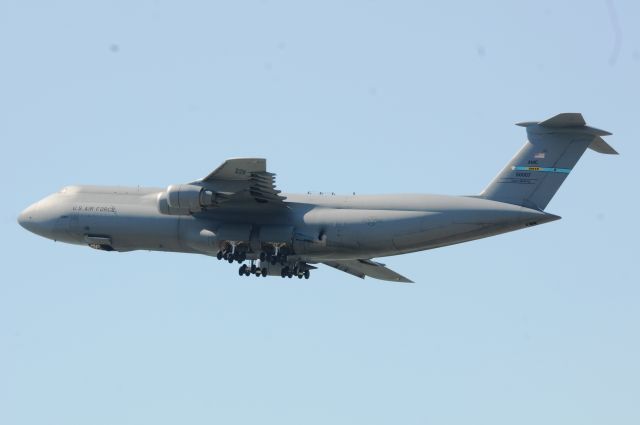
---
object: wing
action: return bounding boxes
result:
[323,259,413,283]
[195,158,287,206]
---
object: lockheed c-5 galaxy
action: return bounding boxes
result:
[19,113,616,283]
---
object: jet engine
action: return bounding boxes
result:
[157,184,221,215]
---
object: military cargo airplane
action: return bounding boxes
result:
[18,113,616,282]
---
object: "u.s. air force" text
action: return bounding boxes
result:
[72,205,117,214]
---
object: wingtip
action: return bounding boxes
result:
[394,276,414,284]
[515,121,537,127]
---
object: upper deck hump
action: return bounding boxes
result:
[59,185,163,196]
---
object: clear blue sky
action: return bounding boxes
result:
[2,1,639,424]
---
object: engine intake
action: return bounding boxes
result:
[157,184,220,215]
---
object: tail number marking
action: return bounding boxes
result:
[512,166,571,174]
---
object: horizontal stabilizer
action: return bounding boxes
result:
[323,259,413,283]
[589,136,618,155]
[482,113,618,210]
[517,112,617,154]
[539,112,586,127]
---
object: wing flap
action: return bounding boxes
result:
[323,259,413,283]
[196,158,287,206]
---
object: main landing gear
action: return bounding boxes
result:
[216,243,247,264]
[259,245,290,266]
[236,260,312,280]
[216,242,312,280]
[238,262,268,278]
[279,265,310,279]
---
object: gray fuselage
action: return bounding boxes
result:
[17,114,615,281]
[18,185,557,262]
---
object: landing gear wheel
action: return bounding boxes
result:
[216,251,223,260]
[304,270,310,279]
[261,268,268,277]
[238,265,247,276]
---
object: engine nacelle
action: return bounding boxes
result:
[157,184,219,215]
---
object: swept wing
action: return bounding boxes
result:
[323,259,413,283]
[194,158,287,206]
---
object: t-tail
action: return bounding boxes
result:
[480,113,617,210]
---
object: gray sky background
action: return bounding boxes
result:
[1,1,639,424]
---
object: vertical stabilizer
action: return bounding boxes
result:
[480,113,616,210]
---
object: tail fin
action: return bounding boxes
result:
[480,113,617,210]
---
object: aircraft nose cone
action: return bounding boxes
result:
[18,203,39,233]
